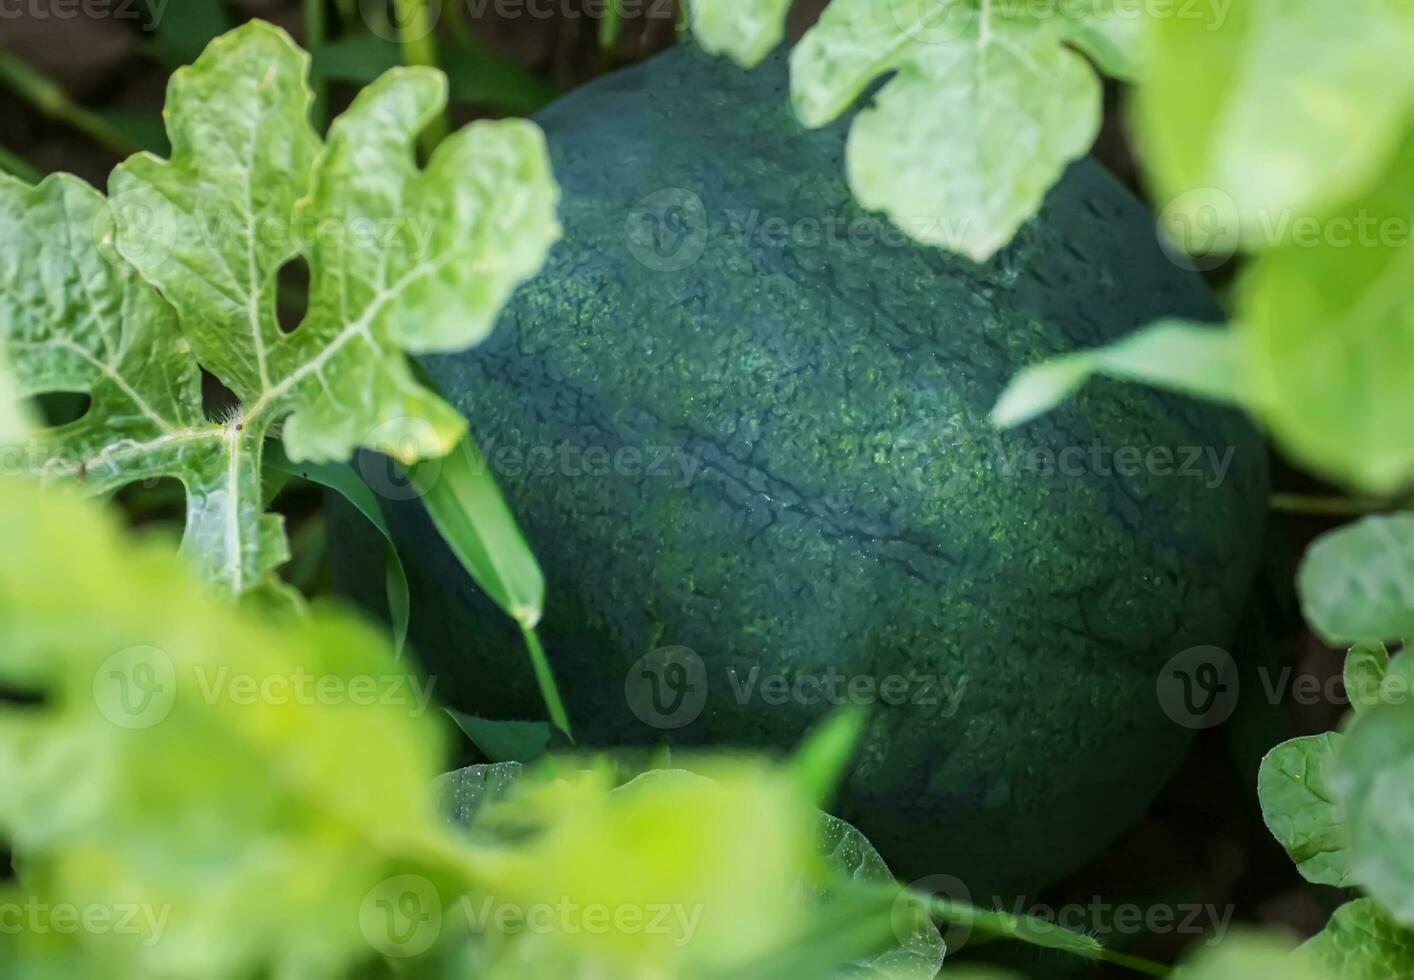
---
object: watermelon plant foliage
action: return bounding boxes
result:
[0,475,946,978]
[0,20,560,600]
[688,0,1149,260]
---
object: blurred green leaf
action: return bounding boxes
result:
[0,479,459,978]
[1297,515,1414,645]
[1258,733,1351,887]
[817,814,945,978]
[992,320,1242,428]
[1239,137,1414,494]
[1173,931,1331,980]
[1346,642,1392,716]
[1139,0,1414,251]
[1331,659,1414,922]
[315,34,558,116]
[686,0,792,66]
[790,707,867,808]
[1302,899,1414,979]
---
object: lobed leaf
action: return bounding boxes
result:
[791,0,1103,261]
[0,21,561,597]
[687,0,794,66]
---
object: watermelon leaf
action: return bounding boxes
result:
[1346,642,1392,717]
[1138,0,1414,252]
[0,21,560,598]
[1302,899,1414,979]
[1258,733,1352,887]
[1297,515,1414,645]
[687,0,1147,261]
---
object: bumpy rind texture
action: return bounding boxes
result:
[332,44,1268,897]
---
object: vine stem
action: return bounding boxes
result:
[925,897,1170,977]
[0,143,41,184]
[304,0,328,129]
[520,623,575,744]
[0,49,140,158]
[1270,492,1413,517]
[393,0,451,154]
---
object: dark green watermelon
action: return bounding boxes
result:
[331,43,1267,898]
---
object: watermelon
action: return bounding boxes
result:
[331,43,1267,898]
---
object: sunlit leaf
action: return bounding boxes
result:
[1139,0,1414,251]
[789,0,1108,261]
[0,479,459,978]
[686,0,793,66]
[0,22,561,596]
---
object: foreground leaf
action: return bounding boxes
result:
[0,348,30,443]
[0,21,560,596]
[1331,660,1414,922]
[818,814,944,979]
[0,479,459,978]
[1258,733,1351,887]
[1173,931,1331,980]
[1303,899,1414,979]
[1240,137,1414,493]
[992,320,1243,428]
[1139,0,1414,250]
[1345,642,1392,716]
[1297,515,1414,645]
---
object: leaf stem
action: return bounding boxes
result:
[924,896,1169,977]
[521,624,575,744]
[0,143,41,184]
[0,49,141,158]
[304,0,328,129]
[393,0,451,153]
[1270,492,1413,517]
